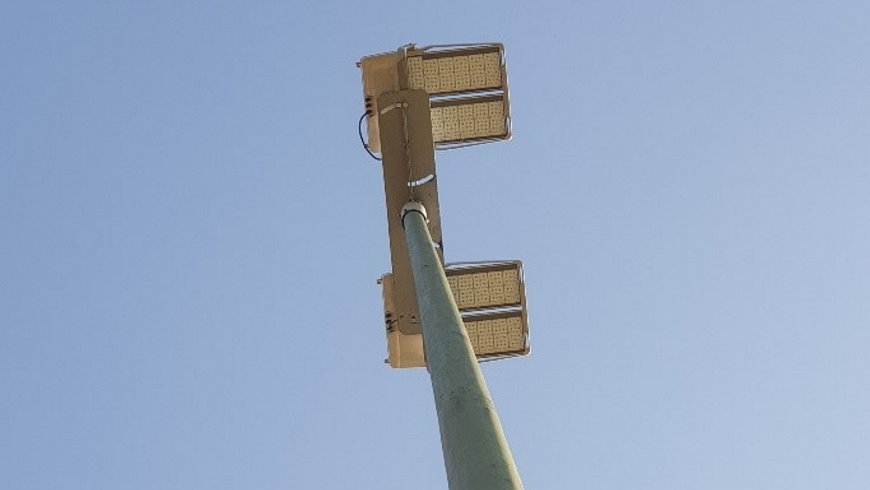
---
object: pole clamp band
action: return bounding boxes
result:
[400,202,428,228]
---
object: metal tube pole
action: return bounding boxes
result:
[402,204,524,490]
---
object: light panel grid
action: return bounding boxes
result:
[446,266,522,310]
[430,98,507,144]
[406,48,503,95]
[464,315,526,357]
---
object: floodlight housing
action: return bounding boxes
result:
[382,260,530,368]
[358,43,511,153]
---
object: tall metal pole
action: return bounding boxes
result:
[402,204,524,490]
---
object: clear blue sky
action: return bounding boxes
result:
[2,1,869,489]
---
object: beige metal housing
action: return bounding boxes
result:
[376,89,443,336]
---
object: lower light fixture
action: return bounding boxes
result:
[381,260,530,368]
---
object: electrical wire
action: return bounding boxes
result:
[358,112,381,161]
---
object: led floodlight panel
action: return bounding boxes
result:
[402,45,505,96]
[464,312,527,359]
[446,262,521,310]
[430,95,509,144]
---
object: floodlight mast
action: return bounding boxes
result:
[402,203,523,490]
[360,44,523,490]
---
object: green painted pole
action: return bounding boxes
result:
[402,203,524,490]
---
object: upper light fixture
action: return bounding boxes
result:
[359,43,511,152]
